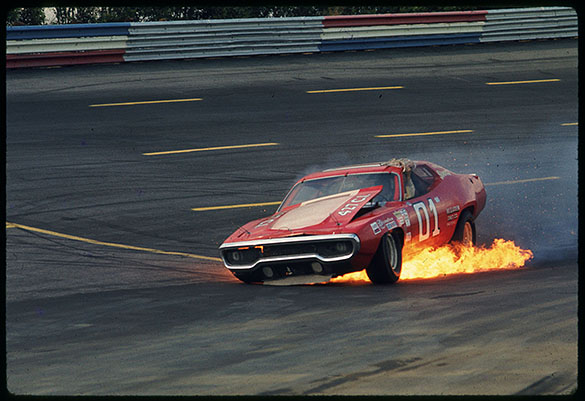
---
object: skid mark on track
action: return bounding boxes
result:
[303,357,423,394]
[515,372,576,395]
[431,290,484,299]
[6,221,221,262]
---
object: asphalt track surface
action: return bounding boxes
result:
[5,39,578,395]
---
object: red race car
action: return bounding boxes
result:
[219,159,486,285]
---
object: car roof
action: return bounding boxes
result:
[298,161,410,182]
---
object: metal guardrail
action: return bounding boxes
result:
[481,7,577,42]
[124,17,323,61]
[6,22,130,39]
[7,36,128,54]
[7,50,126,68]
[322,10,488,27]
[5,7,577,68]
[6,23,130,67]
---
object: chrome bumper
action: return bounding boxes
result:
[219,233,360,270]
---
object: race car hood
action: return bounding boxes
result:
[228,185,382,241]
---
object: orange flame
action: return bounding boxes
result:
[329,238,533,284]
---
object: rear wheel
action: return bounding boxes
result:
[450,210,476,246]
[366,231,402,284]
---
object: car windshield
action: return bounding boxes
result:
[280,173,397,209]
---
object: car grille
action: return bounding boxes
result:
[220,236,359,268]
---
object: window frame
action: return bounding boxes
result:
[278,171,401,212]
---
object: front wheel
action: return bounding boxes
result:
[366,231,402,284]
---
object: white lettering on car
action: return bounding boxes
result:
[413,198,441,242]
[338,194,370,216]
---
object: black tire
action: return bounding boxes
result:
[366,231,402,284]
[450,210,476,246]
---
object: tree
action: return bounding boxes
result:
[6,7,45,25]
[54,7,101,24]
[6,6,484,25]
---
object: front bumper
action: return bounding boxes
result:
[219,233,360,283]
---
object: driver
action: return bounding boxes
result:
[385,158,416,200]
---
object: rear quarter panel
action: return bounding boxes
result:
[440,173,486,219]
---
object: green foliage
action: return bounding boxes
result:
[6,6,482,25]
[6,8,46,25]
[54,7,101,24]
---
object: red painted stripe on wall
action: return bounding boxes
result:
[6,49,126,68]
[323,11,487,28]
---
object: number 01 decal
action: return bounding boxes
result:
[413,199,440,242]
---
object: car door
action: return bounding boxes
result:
[404,165,449,247]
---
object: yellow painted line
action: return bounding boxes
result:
[6,222,222,262]
[307,86,403,94]
[375,130,473,138]
[143,142,279,156]
[485,79,560,86]
[561,122,578,126]
[192,201,281,212]
[485,176,560,186]
[89,98,203,107]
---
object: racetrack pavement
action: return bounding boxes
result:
[5,39,578,395]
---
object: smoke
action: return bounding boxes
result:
[294,122,577,266]
[447,123,578,266]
